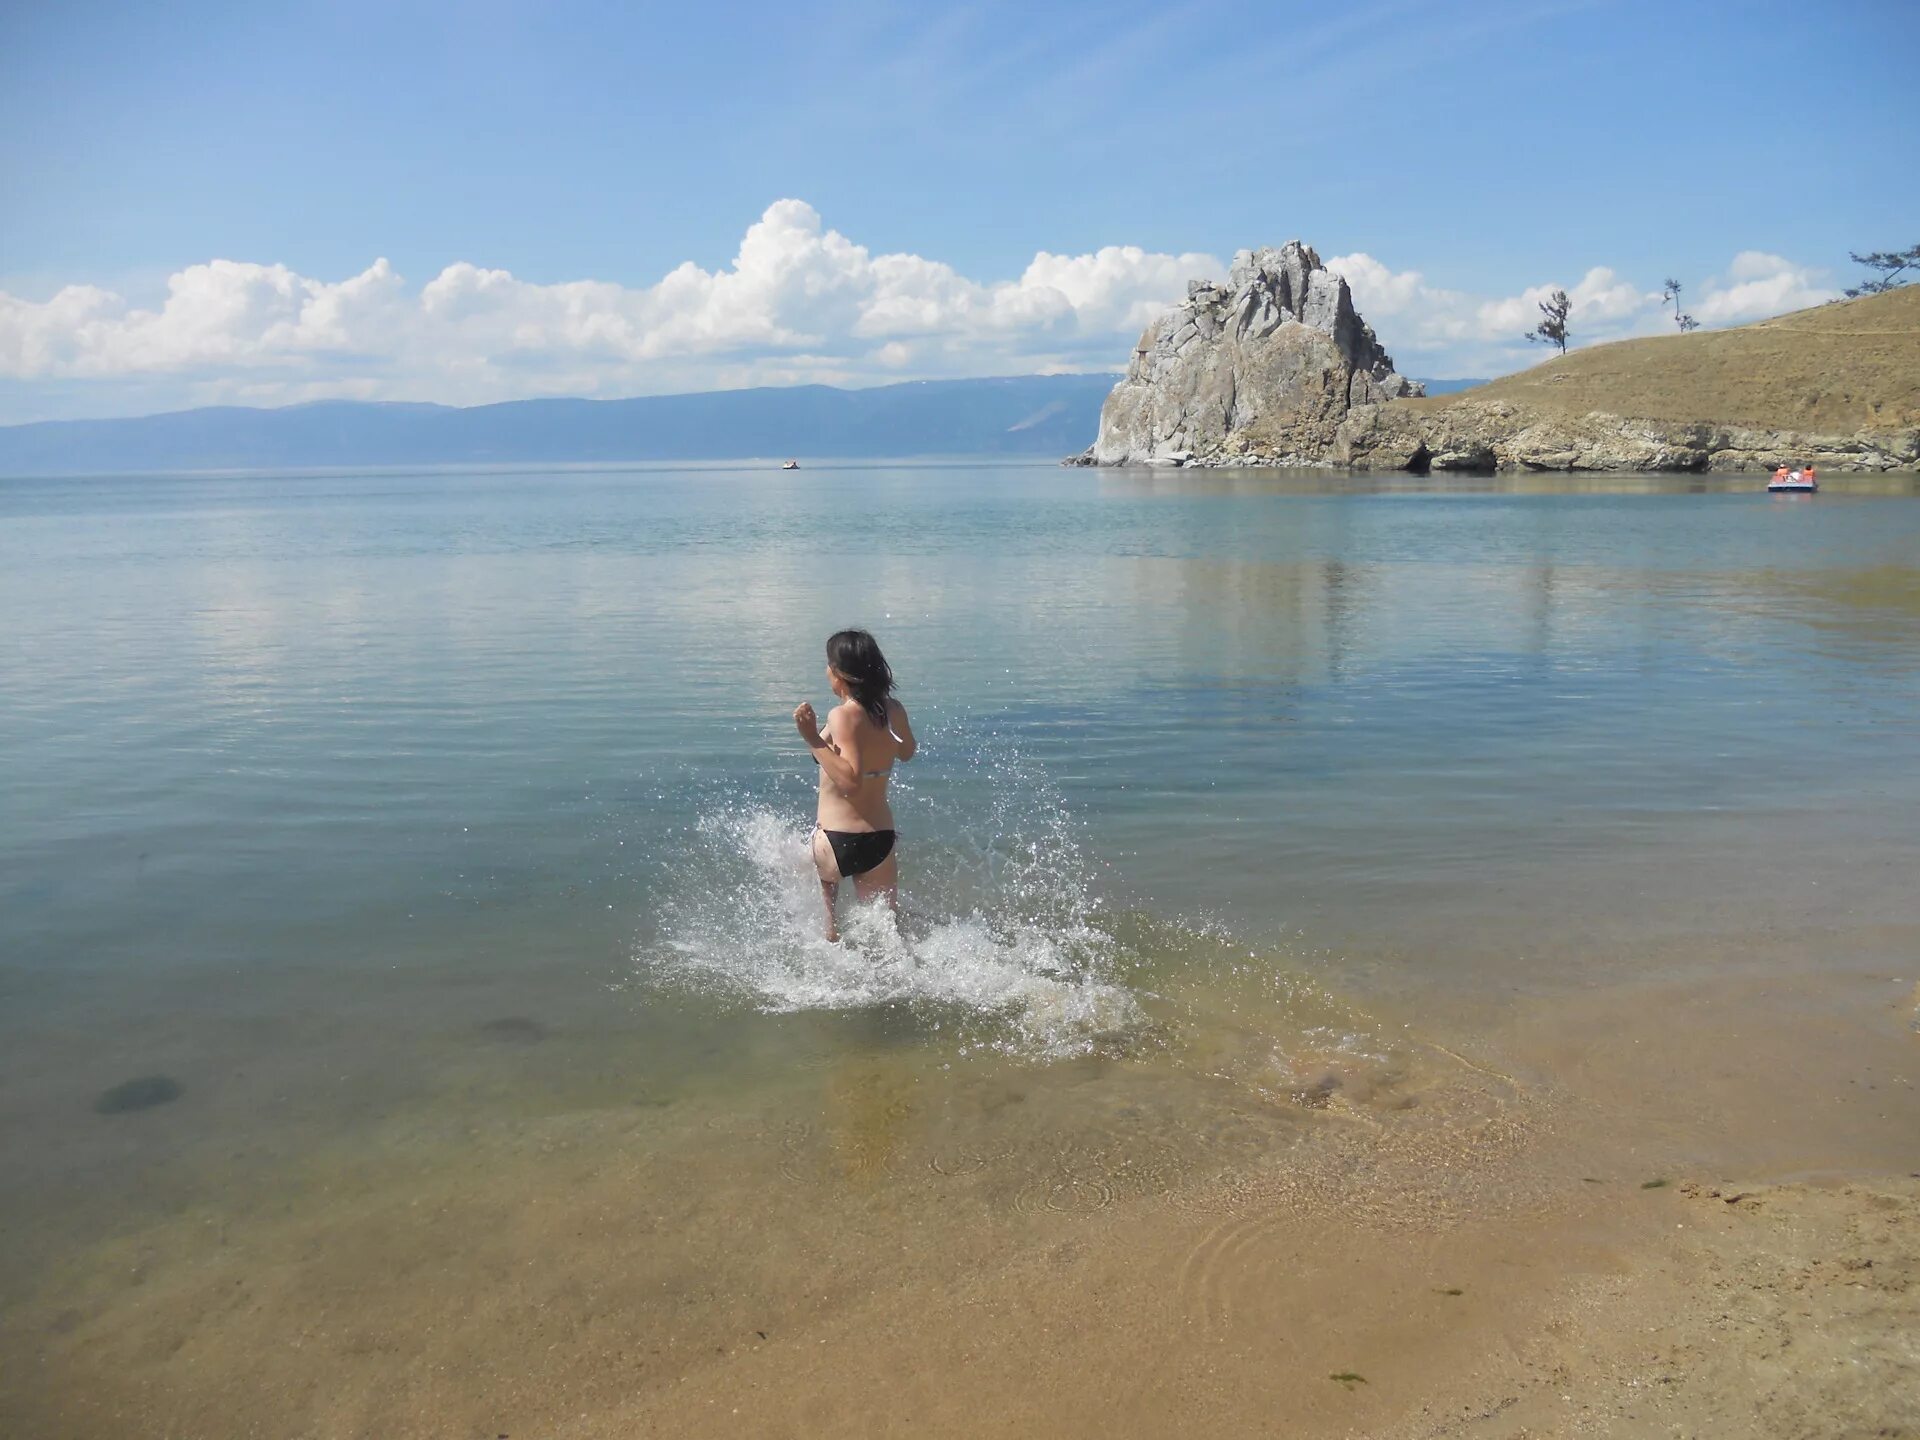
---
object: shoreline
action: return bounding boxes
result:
[1065,409,1920,474]
[6,928,1916,1438]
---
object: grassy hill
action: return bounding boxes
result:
[1411,286,1920,433]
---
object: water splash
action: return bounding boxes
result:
[636,737,1418,1083]
[642,800,1142,1058]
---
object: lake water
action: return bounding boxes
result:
[5,462,1919,1434]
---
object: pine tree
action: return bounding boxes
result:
[1660,278,1698,331]
[1525,289,1572,355]
[1846,244,1920,297]
[1661,278,1681,316]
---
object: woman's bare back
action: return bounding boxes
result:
[813,698,911,833]
[793,631,916,940]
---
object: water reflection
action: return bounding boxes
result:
[7,465,1920,980]
[5,460,1920,1437]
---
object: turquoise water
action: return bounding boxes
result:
[4,462,1920,1291]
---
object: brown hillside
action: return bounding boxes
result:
[1409,285,1920,432]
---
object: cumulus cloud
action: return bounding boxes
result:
[1471,267,1655,337]
[0,205,1846,419]
[1690,251,1835,325]
[1314,251,1436,321]
[0,201,1221,418]
[0,259,410,380]
[1327,249,1839,376]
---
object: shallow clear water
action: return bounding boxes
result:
[4,462,1920,1293]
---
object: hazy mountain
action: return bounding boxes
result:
[0,374,1124,475]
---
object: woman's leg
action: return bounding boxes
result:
[851,847,898,918]
[809,827,843,941]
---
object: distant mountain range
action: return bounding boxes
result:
[0,376,1117,475]
[0,372,1488,475]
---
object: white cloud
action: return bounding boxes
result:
[1016,245,1223,332]
[71,258,409,374]
[0,201,1222,418]
[1316,252,1434,320]
[1691,251,1835,325]
[0,283,123,376]
[1474,267,1656,334]
[1327,249,1839,377]
[0,207,1846,418]
[1328,253,1669,371]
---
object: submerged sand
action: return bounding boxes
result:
[3,929,1917,1438]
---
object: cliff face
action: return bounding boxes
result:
[1085,242,1421,465]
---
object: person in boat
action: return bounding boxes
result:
[1773,464,1791,485]
[1802,461,1817,485]
[793,629,916,942]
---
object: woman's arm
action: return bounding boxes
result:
[889,700,917,761]
[794,702,864,795]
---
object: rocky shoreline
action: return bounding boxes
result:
[1071,244,1919,474]
[1341,398,1912,474]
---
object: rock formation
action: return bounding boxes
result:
[1075,249,1918,474]
[1078,242,1421,466]
[1333,400,1920,474]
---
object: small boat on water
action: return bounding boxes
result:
[781,459,800,471]
[1767,476,1817,494]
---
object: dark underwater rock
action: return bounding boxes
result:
[93,1075,183,1114]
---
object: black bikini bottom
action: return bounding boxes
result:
[820,828,896,879]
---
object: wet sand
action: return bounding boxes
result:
[5,925,1916,1438]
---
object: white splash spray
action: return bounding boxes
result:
[641,763,1144,1058]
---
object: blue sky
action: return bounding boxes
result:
[1,0,1914,422]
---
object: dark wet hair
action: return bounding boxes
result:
[827,629,894,728]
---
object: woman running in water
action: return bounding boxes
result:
[793,630,916,942]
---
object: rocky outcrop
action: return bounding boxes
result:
[1333,400,1920,474]
[1078,242,1421,466]
[1072,248,1919,473]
